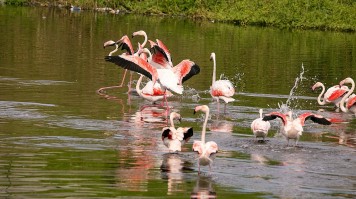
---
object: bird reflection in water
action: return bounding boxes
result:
[129,105,169,128]
[209,119,234,133]
[190,176,217,199]
[160,153,193,195]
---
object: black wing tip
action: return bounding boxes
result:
[162,128,170,138]
[183,127,193,140]
[262,115,275,121]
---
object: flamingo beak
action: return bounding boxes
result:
[193,110,197,114]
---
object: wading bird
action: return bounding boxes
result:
[209,52,235,112]
[192,105,218,174]
[339,77,356,116]
[251,109,271,142]
[312,81,348,110]
[263,111,332,146]
[162,112,193,152]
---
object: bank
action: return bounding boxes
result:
[2,0,356,32]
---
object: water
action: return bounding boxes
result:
[0,6,356,198]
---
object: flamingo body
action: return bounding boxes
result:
[312,82,348,107]
[339,77,356,115]
[136,75,172,103]
[162,112,193,152]
[263,111,332,146]
[251,109,271,141]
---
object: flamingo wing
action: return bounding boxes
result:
[327,88,348,101]
[262,112,287,125]
[182,127,193,142]
[105,55,157,81]
[347,95,356,109]
[162,127,172,140]
[298,112,332,126]
[148,40,172,69]
[192,140,203,154]
[205,141,218,154]
[117,35,134,55]
[173,60,200,84]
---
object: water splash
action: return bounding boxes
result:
[279,63,306,113]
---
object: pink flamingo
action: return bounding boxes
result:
[251,109,271,142]
[263,111,332,146]
[339,77,356,116]
[209,52,235,112]
[162,112,194,153]
[192,105,218,174]
[312,81,348,109]
[105,48,200,109]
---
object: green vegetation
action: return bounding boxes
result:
[3,0,356,31]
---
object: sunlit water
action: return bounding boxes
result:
[0,6,355,198]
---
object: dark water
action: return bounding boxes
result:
[0,6,356,198]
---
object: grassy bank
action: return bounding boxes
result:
[3,0,356,32]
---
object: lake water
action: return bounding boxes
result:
[0,6,355,198]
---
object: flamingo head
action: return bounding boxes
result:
[210,52,216,61]
[103,40,116,48]
[132,30,146,38]
[311,82,323,91]
[340,77,353,87]
[170,112,182,123]
[194,105,209,115]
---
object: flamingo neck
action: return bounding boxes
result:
[340,79,355,112]
[212,56,216,85]
[109,44,118,56]
[170,115,175,129]
[259,109,263,119]
[136,75,143,97]
[317,84,326,105]
[201,110,209,144]
[141,32,147,48]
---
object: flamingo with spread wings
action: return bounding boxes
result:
[162,112,194,153]
[263,111,332,146]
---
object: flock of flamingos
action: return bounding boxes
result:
[101,30,356,174]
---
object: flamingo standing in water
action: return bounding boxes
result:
[263,111,332,146]
[312,81,348,110]
[251,109,271,142]
[339,77,356,116]
[209,52,235,112]
[105,48,200,109]
[192,105,218,174]
[136,74,173,104]
[162,112,194,153]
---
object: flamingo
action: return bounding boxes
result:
[192,105,218,174]
[132,30,148,49]
[105,48,200,109]
[162,112,194,153]
[263,111,332,146]
[339,77,356,116]
[103,40,119,56]
[312,82,348,109]
[136,74,173,104]
[209,52,235,112]
[251,109,271,142]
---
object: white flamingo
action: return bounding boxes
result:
[251,109,271,142]
[136,74,173,104]
[192,105,219,174]
[209,52,235,112]
[263,111,332,146]
[312,81,348,109]
[339,77,356,116]
[162,112,193,153]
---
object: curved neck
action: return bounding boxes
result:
[141,32,147,48]
[340,80,355,112]
[317,84,326,105]
[212,56,216,85]
[136,75,143,96]
[109,44,118,56]
[170,116,175,128]
[201,110,209,144]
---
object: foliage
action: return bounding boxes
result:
[4,0,356,31]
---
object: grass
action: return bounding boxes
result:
[3,0,356,31]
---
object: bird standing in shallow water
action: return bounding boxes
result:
[162,112,193,153]
[192,105,218,174]
[263,111,332,147]
[251,109,271,142]
[209,52,235,113]
[312,81,348,110]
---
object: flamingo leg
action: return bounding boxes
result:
[118,69,128,87]
[198,161,201,175]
